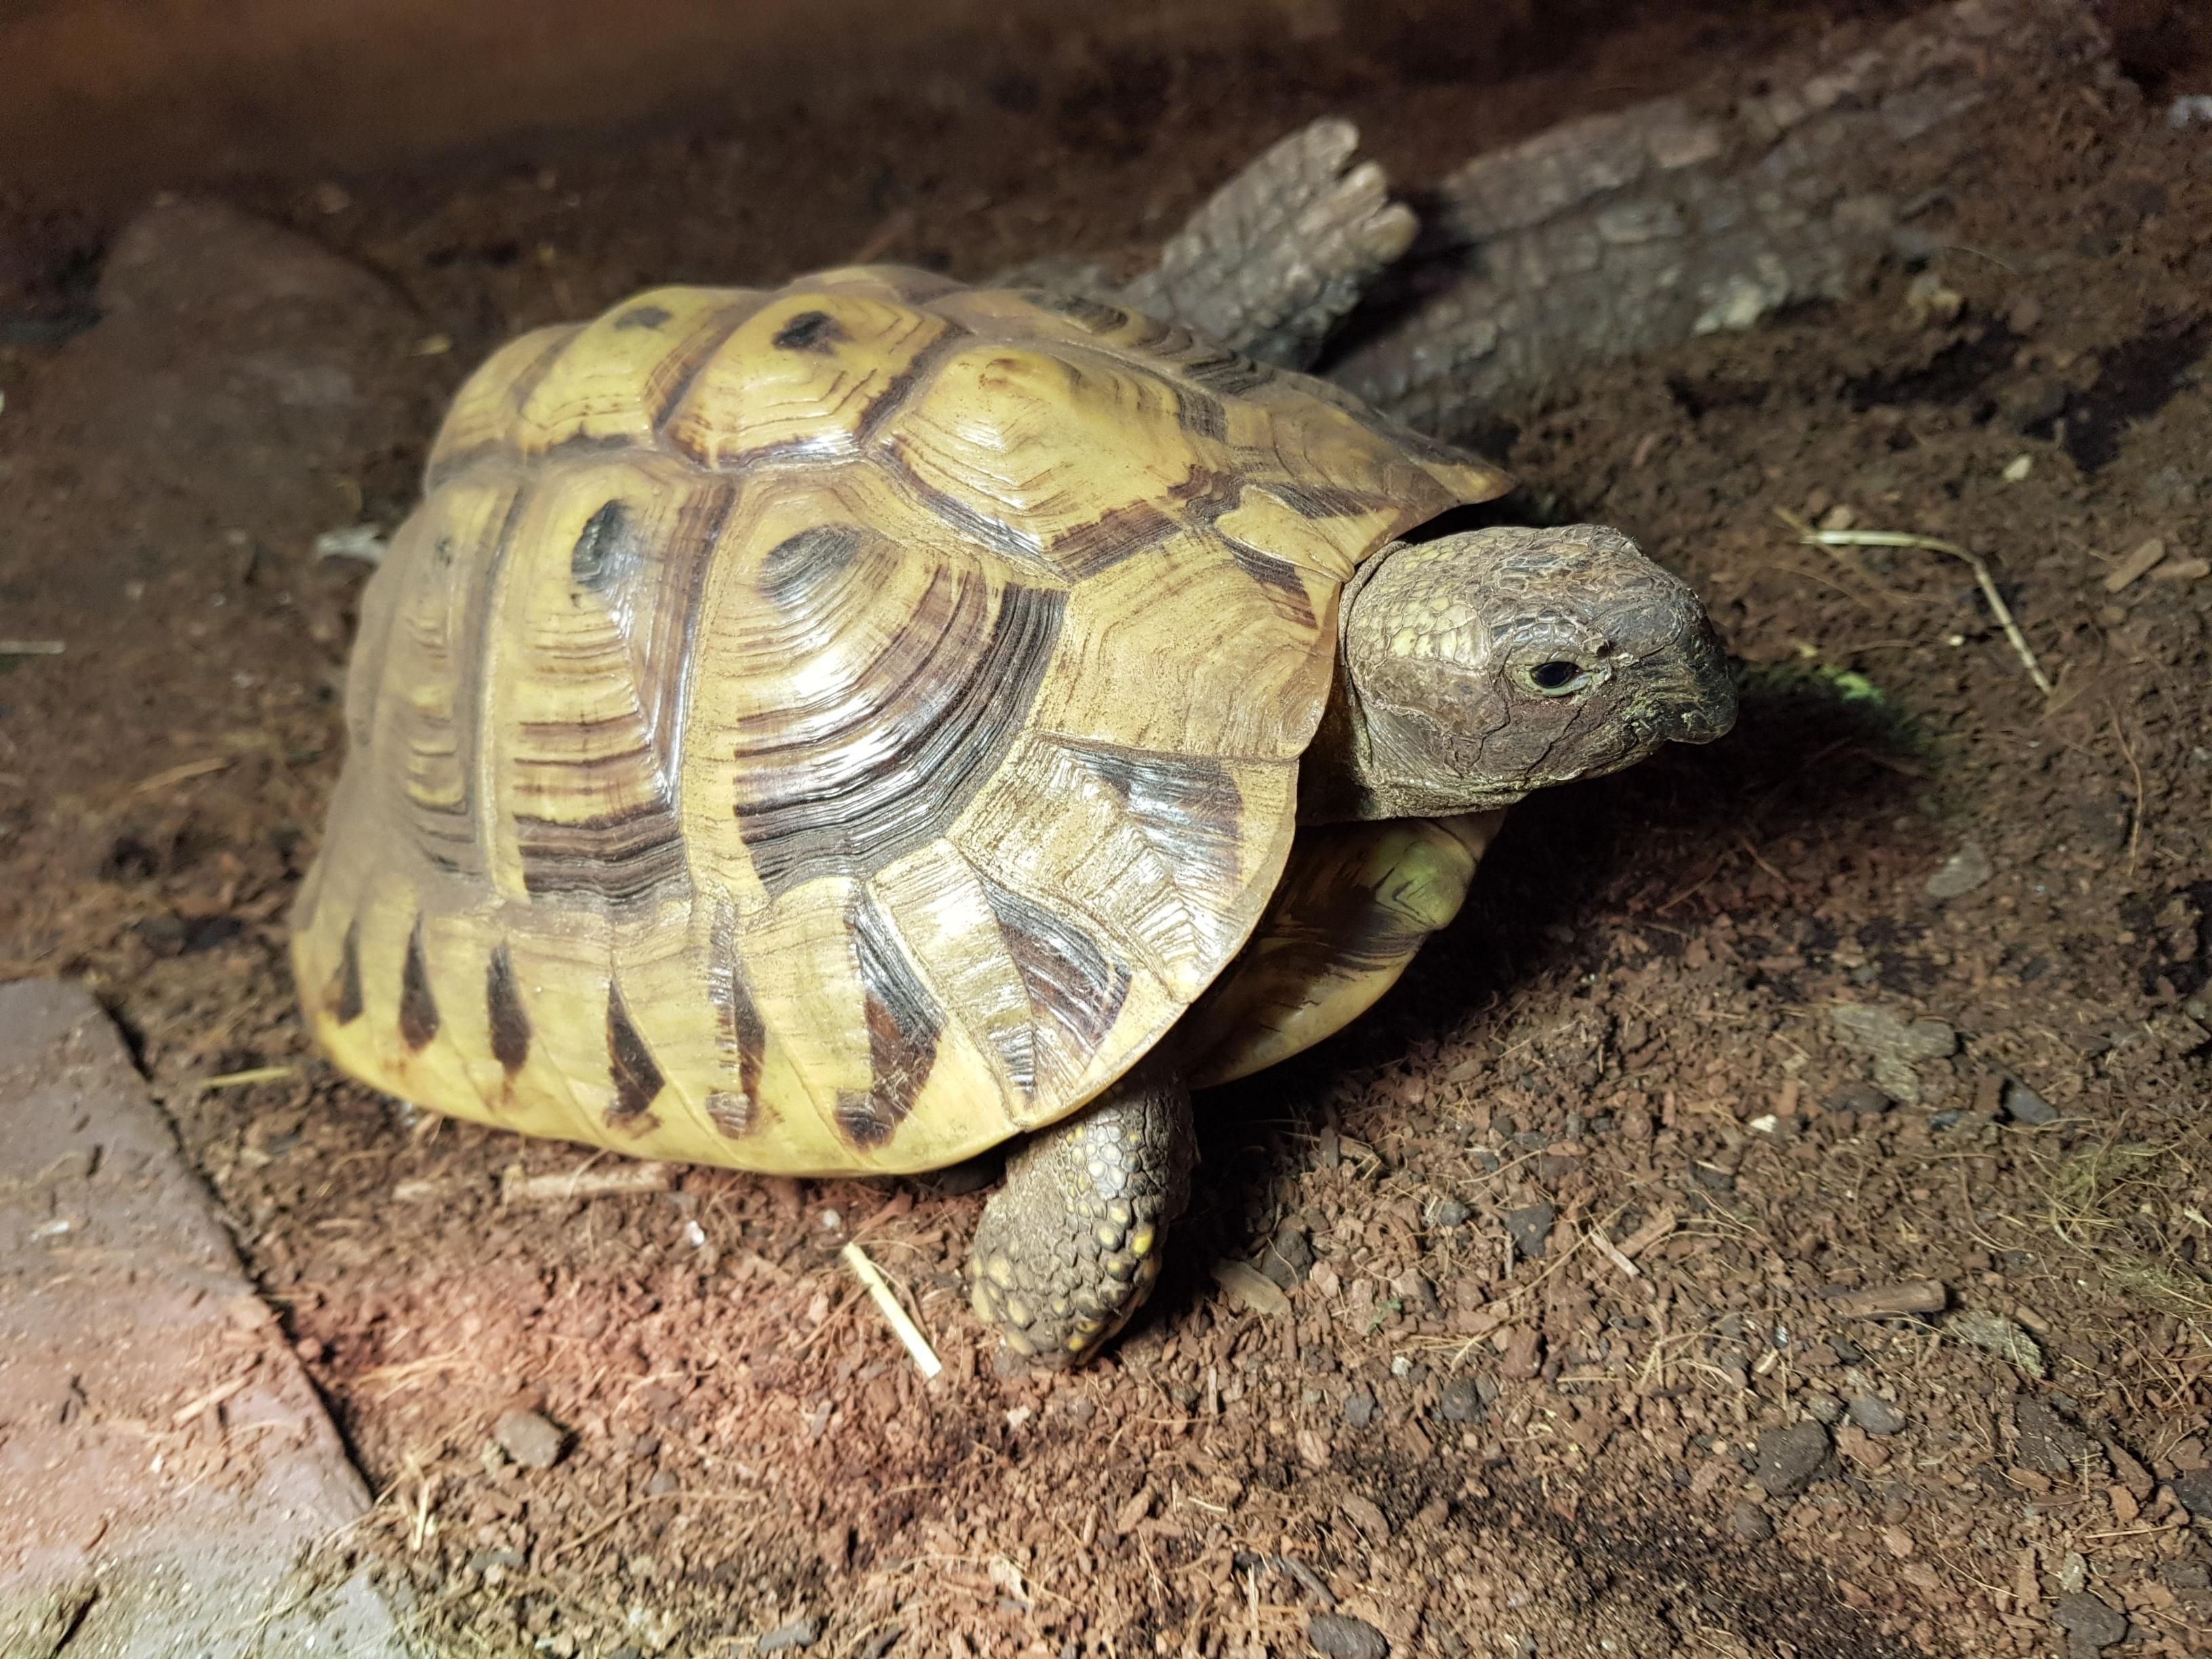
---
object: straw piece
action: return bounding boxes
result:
[841,1240,943,1379]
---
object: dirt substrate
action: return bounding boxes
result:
[3,3,2211,1656]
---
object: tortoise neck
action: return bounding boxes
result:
[1298,552,1397,824]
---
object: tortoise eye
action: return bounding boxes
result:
[1525,659,1589,695]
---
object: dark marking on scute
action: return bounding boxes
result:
[979,875,1131,1084]
[852,325,971,448]
[1019,290,1130,333]
[411,811,477,875]
[329,920,365,1024]
[760,526,865,610]
[1175,386,1229,444]
[605,983,665,1129]
[546,430,642,462]
[1264,479,1376,520]
[614,304,673,331]
[1337,398,1483,469]
[1058,739,1244,897]
[1051,500,1178,581]
[1172,466,1243,524]
[570,499,636,592]
[707,901,767,1126]
[773,309,846,352]
[398,918,441,1050]
[885,452,1046,566]
[733,579,1067,896]
[836,892,943,1148]
[1231,545,1317,628]
[516,796,687,905]
[1052,465,1242,579]
[705,1090,756,1138]
[485,942,531,1075]
[1177,348,1277,400]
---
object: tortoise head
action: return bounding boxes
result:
[1323,523,1736,819]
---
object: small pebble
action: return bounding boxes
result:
[1343,1391,1378,1428]
[2051,1591,2127,1657]
[1849,1395,1906,1436]
[2169,1468,2212,1516]
[1429,1197,1471,1229]
[1504,1203,1555,1260]
[1925,841,1994,899]
[2001,1078,2059,1126]
[493,1408,566,1470]
[1437,1377,1486,1424]
[1803,1393,1845,1426]
[1729,1500,1774,1542]
[1950,1310,2045,1377]
[1307,1611,1391,1659]
[1826,1084,1891,1115]
[757,1616,825,1654]
[1755,1421,1830,1498]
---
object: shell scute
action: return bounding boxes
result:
[506,285,755,460]
[663,289,958,471]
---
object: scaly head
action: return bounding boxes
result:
[1313,523,1736,821]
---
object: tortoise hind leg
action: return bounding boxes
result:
[968,1063,1195,1368]
[1179,811,1506,1087]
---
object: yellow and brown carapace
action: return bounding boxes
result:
[291,266,1510,1176]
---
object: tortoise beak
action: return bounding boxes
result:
[1647,618,1738,747]
[1663,619,1725,743]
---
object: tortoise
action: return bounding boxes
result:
[291,251,1734,1367]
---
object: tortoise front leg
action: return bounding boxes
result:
[968,1062,1195,1368]
[1179,811,1507,1087]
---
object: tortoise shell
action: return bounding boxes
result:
[290,266,1508,1175]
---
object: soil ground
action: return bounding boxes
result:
[3,2,2212,1655]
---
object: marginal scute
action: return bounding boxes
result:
[978,872,1132,1093]
[705,901,766,1126]
[1231,544,1319,630]
[838,891,943,1147]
